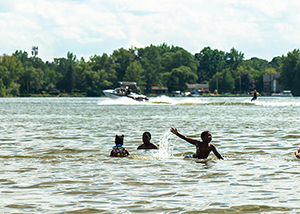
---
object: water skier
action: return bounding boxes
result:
[251,90,258,101]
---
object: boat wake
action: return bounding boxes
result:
[98,96,300,107]
[98,97,151,105]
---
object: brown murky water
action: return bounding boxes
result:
[0,96,300,213]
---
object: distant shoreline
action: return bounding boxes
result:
[1,93,256,98]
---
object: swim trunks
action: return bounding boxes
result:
[184,154,196,158]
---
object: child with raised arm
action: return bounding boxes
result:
[170,127,223,160]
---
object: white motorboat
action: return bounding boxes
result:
[271,90,293,97]
[102,81,149,102]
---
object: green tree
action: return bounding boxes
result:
[53,52,77,92]
[75,58,92,92]
[81,68,113,96]
[6,82,20,96]
[19,66,44,93]
[123,61,144,85]
[111,48,135,82]
[65,65,75,93]
[136,45,163,93]
[222,48,245,92]
[210,69,235,93]
[243,57,270,71]
[0,54,23,87]
[0,79,6,97]
[241,73,255,92]
[89,53,117,85]
[82,70,100,96]
[279,49,300,95]
[195,47,226,83]
[0,65,9,87]
[164,66,198,92]
[162,48,197,73]
[269,56,282,68]
[225,47,244,70]
[13,50,29,64]
[43,68,63,91]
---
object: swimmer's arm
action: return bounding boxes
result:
[170,127,197,145]
[182,136,198,145]
[211,144,224,160]
[125,149,130,155]
[295,148,300,159]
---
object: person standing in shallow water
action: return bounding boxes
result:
[137,132,159,149]
[251,90,258,101]
[170,127,223,160]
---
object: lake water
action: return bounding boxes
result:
[1,96,300,213]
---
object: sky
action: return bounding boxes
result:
[1,0,300,62]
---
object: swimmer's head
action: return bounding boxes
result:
[201,131,212,143]
[142,132,151,143]
[115,135,124,145]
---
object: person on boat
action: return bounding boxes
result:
[170,127,223,160]
[251,90,258,101]
[125,86,132,95]
[137,132,159,149]
[110,135,130,157]
[295,148,300,159]
[121,88,126,95]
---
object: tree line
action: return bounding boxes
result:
[0,43,300,97]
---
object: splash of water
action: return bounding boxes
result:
[149,95,173,104]
[155,130,176,159]
[98,97,150,105]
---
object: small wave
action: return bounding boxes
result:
[282,135,300,139]
[151,96,209,105]
[6,204,36,209]
[199,204,291,213]
[65,208,106,213]
[173,100,300,106]
[176,101,255,106]
[44,148,98,154]
[256,101,300,107]
[98,96,300,106]
[98,97,151,105]
[0,138,17,142]
[19,180,91,189]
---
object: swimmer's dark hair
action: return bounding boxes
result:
[143,131,151,139]
[115,135,124,145]
[201,131,210,139]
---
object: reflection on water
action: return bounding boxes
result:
[0,97,300,213]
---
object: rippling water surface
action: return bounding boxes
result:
[1,96,300,213]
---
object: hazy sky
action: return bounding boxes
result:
[1,0,300,62]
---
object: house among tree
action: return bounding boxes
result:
[188,83,209,93]
[263,74,282,95]
[151,86,168,94]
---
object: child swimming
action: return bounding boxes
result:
[137,132,159,149]
[170,127,223,160]
[110,135,130,157]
